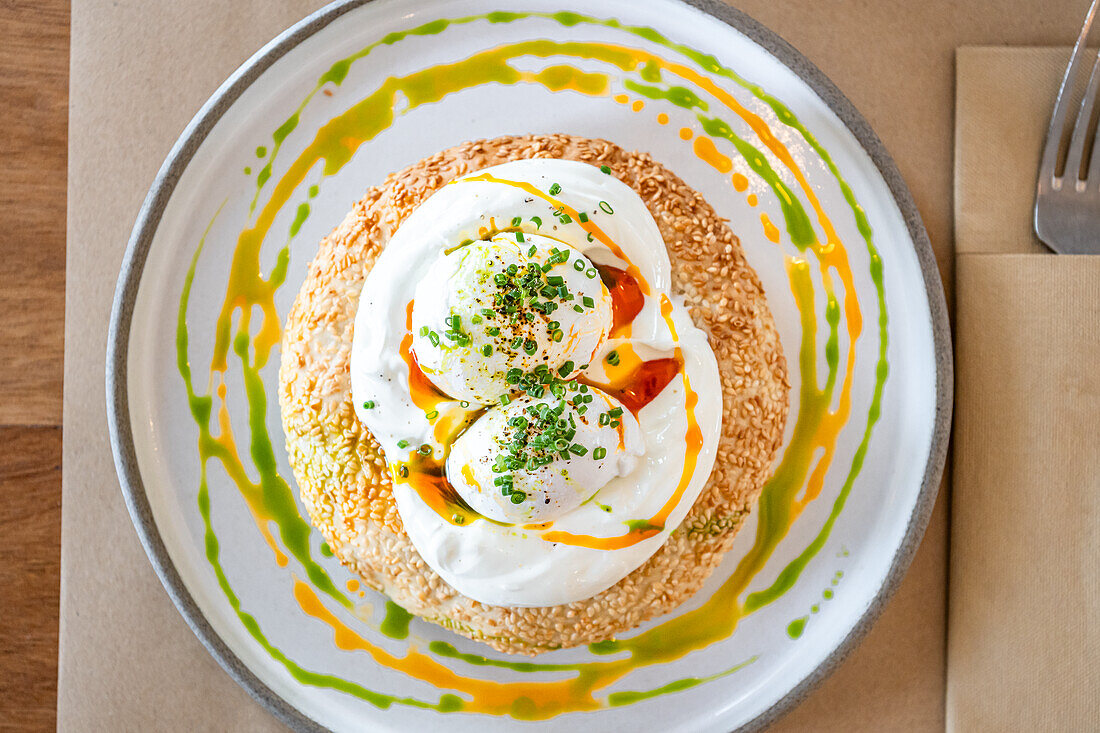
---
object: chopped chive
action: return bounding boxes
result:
[607,351,620,366]
[511,215,522,227]
[527,244,537,257]
[482,344,493,356]
[510,491,526,504]
[558,360,574,377]
[471,315,482,325]
[568,444,587,456]
[585,268,597,279]
[398,465,409,478]
[599,165,611,174]
[361,400,375,409]
[419,326,428,337]
[558,214,572,224]
[599,201,614,214]
[428,331,440,346]
[582,296,595,308]
[500,394,511,406]
[552,329,564,342]
[593,447,607,460]
[516,231,525,243]
[418,444,432,455]
[397,439,409,449]
[609,407,623,417]
[549,183,561,195]
[460,401,470,408]
[531,216,542,228]
[578,212,589,223]
[586,232,594,242]
[573,304,584,313]
[599,413,610,426]
[425,410,439,420]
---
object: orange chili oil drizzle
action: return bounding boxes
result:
[544,295,702,550]
[585,356,682,415]
[399,301,450,411]
[393,300,482,525]
[393,451,481,526]
[597,264,644,337]
[590,265,680,415]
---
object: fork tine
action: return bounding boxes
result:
[1088,65,1100,186]
[1066,50,1100,184]
[1039,0,1100,186]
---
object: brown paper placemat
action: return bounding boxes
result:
[61,1,327,729]
[62,1,951,729]
[949,47,1100,732]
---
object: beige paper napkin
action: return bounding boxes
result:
[950,47,1100,731]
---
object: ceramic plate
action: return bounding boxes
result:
[107,0,951,730]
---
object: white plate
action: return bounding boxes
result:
[107,1,951,730]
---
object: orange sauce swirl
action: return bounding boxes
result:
[399,300,449,412]
[597,264,644,338]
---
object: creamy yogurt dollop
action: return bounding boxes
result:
[350,159,722,607]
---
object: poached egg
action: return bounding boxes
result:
[411,234,611,405]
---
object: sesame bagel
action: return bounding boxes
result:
[278,134,789,655]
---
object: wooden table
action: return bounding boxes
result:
[0,1,68,728]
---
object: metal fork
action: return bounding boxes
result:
[1035,0,1100,254]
